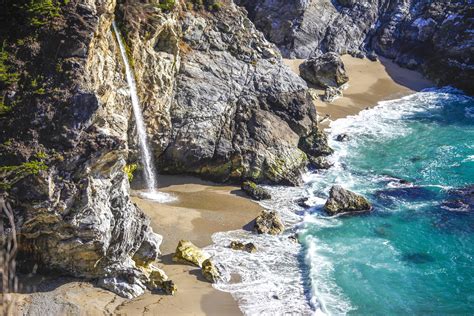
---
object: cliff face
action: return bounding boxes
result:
[119,0,318,185]
[236,0,474,95]
[0,0,323,296]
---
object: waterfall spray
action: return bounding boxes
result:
[112,22,174,202]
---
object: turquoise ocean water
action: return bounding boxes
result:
[300,88,474,315]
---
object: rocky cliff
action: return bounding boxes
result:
[0,0,324,296]
[236,0,474,94]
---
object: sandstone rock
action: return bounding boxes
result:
[254,211,285,235]
[300,53,349,88]
[241,181,271,200]
[146,267,177,295]
[172,240,209,267]
[201,259,221,283]
[324,185,372,216]
[229,241,257,253]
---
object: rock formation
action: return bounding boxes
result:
[0,0,330,297]
[324,185,372,215]
[172,240,209,267]
[236,0,474,95]
[254,210,285,235]
[229,241,257,253]
[241,181,271,200]
[299,53,349,88]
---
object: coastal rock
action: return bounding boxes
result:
[308,156,333,170]
[241,181,271,201]
[335,134,350,142]
[299,128,334,159]
[322,87,343,103]
[172,240,209,267]
[442,185,474,212]
[254,211,285,235]
[230,241,257,253]
[201,259,221,283]
[324,185,372,215]
[300,53,349,88]
[236,0,474,95]
[146,267,177,295]
[0,0,163,298]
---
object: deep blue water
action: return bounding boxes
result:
[300,88,474,315]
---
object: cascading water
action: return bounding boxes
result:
[112,22,174,202]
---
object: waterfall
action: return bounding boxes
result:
[112,22,174,202]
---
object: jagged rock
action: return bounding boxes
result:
[133,229,163,267]
[201,259,221,283]
[241,181,271,200]
[146,267,177,295]
[254,211,285,235]
[172,240,209,267]
[367,52,378,62]
[308,156,333,170]
[322,87,343,103]
[288,234,299,243]
[442,185,474,212]
[295,197,311,208]
[335,134,350,142]
[299,128,334,159]
[324,185,372,215]
[300,53,349,88]
[236,0,474,95]
[230,241,257,253]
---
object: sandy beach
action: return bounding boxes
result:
[7,56,435,316]
[284,55,433,125]
[11,176,262,316]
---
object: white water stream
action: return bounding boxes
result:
[112,22,174,202]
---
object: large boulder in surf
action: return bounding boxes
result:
[299,53,349,88]
[254,211,285,235]
[172,240,209,267]
[442,185,474,212]
[230,241,257,253]
[241,181,271,200]
[324,185,372,215]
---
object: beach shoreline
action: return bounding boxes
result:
[9,56,434,316]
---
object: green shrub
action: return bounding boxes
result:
[0,45,19,86]
[157,0,176,11]
[124,164,138,182]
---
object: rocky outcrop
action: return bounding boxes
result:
[254,210,285,235]
[322,87,343,103]
[241,181,271,200]
[0,0,166,298]
[173,240,209,267]
[324,185,372,215]
[0,0,331,298]
[201,258,221,283]
[299,53,348,88]
[229,241,257,253]
[236,0,474,95]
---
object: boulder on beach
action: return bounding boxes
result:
[241,181,271,200]
[230,241,257,253]
[299,52,349,88]
[172,240,208,267]
[322,87,343,102]
[201,259,221,283]
[254,211,285,235]
[146,267,177,295]
[324,185,372,215]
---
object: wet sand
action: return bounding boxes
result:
[284,55,433,126]
[11,176,262,316]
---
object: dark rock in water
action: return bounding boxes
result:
[254,211,285,235]
[308,156,333,170]
[375,186,437,206]
[295,197,311,208]
[442,185,474,212]
[241,181,271,201]
[335,134,350,142]
[322,87,343,103]
[324,185,372,216]
[402,252,435,264]
[374,226,389,238]
[229,241,257,253]
[299,53,349,88]
[288,234,299,243]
